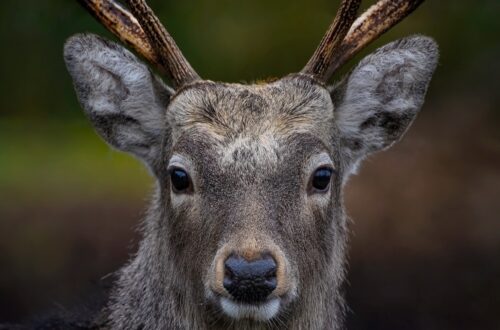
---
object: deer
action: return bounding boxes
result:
[14,0,438,329]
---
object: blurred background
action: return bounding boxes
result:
[0,0,499,329]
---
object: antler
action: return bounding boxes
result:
[302,0,361,80]
[125,0,200,86]
[302,0,425,82]
[77,0,199,88]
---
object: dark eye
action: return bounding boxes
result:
[170,168,192,193]
[311,167,333,192]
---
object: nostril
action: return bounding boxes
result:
[224,266,234,279]
[265,267,277,279]
[223,254,278,303]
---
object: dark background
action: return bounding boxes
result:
[1,0,499,329]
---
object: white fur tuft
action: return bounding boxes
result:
[220,297,280,321]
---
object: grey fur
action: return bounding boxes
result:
[64,34,173,168]
[63,33,438,329]
[331,36,438,174]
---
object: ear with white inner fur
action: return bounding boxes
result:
[64,33,173,166]
[330,35,438,173]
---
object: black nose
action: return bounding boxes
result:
[223,254,277,303]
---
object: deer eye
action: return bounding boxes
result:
[310,167,333,192]
[170,168,192,193]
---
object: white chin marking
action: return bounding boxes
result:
[220,297,280,321]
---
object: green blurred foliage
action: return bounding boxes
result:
[0,0,499,200]
[0,0,499,117]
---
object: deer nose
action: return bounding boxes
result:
[223,254,277,303]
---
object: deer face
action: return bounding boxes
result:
[64,29,437,322]
[164,77,343,320]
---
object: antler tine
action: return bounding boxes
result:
[78,0,199,87]
[78,0,161,73]
[328,0,425,75]
[302,0,362,81]
[126,0,200,87]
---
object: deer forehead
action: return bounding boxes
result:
[166,76,335,169]
[217,133,279,170]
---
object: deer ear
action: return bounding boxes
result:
[330,36,438,172]
[64,34,173,165]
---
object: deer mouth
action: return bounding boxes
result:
[206,242,295,321]
[219,296,281,321]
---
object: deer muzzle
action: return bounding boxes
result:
[208,239,294,321]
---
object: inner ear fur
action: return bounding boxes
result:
[330,35,439,170]
[64,33,174,166]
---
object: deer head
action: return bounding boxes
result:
[64,0,438,328]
